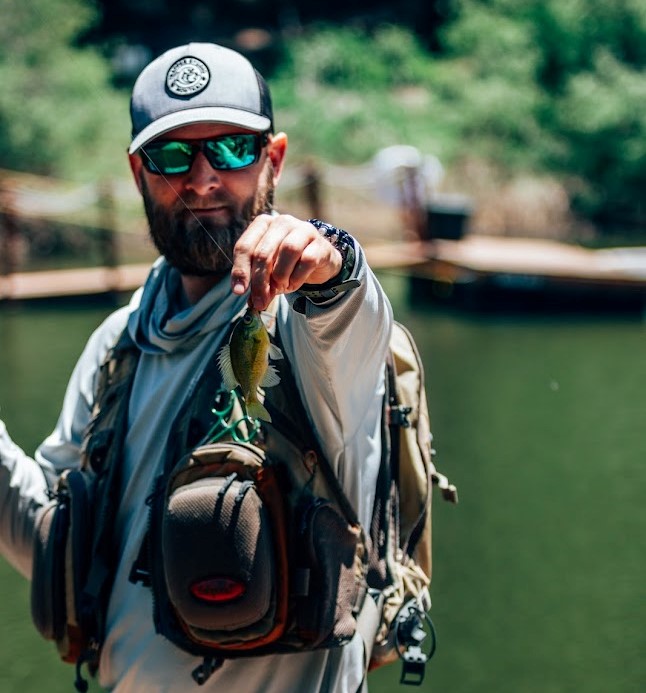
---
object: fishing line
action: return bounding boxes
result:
[139,147,235,267]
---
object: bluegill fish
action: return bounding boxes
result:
[217,307,283,422]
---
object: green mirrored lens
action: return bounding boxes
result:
[141,134,263,174]
[144,141,194,174]
[205,135,258,170]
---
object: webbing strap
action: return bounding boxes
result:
[354,591,384,693]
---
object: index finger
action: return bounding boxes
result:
[230,214,272,296]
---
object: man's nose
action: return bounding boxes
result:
[184,152,222,194]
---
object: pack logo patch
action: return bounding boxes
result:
[166,57,210,96]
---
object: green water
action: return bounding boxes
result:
[0,274,644,693]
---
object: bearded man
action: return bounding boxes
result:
[0,43,393,692]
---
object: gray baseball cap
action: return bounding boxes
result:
[129,42,273,154]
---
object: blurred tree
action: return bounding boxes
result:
[0,0,129,180]
[435,2,547,169]
[531,0,646,227]
[1,0,645,231]
[87,0,455,65]
[435,0,646,231]
[269,25,442,163]
[554,50,646,228]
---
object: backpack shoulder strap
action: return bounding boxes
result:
[78,324,141,668]
[82,326,140,473]
[261,304,361,527]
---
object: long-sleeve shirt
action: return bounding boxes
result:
[0,242,392,692]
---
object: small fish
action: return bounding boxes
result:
[217,307,283,422]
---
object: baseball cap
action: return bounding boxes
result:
[129,42,273,154]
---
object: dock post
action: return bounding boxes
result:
[399,166,426,241]
[302,161,324,220]
[0,184,20,301]
[96,179,119,293]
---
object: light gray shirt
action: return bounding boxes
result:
[0,244,392,692]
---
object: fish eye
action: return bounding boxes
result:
[243,315,252,324]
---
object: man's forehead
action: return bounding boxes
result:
[153,122,259,141]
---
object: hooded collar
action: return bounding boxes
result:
[127,257,247,354]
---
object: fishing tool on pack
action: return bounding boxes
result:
[198,388,261,445]
[394,599,438,686]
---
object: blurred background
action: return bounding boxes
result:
[0,1,645,691]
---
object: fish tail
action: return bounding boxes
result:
[247,398,272,422]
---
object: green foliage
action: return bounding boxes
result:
[272,25,448,163]
[1,0,645,229]
[432,0,646,227]
[273,11,646,228]
[0,0,130,181]
[276,24,433,90]
[554,50,646,223]
[530,0,646,89]
[430,2,552,169]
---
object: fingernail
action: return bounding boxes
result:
[232,281,245,295]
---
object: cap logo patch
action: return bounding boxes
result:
[166,57,210,96]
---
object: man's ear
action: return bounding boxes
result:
[267,132,288,184]
[128,152,144,194]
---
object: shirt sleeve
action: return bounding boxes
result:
[281,240,393,525]
[0,421,50,578]
[0,305,130,579]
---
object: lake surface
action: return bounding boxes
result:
[0,273,644,692]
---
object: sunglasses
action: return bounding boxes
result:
[140,132,269,175]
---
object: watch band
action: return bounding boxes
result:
[298,219,361,302]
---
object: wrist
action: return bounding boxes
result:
[307,219,356,284]
[298,219,360,303]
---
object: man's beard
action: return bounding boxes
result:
[141,162,275,276]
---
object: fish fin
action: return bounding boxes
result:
[247,398,272,422]
[260,364,281,388]
[217,344,239,391]
[268,343,284,360]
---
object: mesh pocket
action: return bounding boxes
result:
[295,498,362,647]
[148,444,289,653]
[150,442,363,656]
[31,498,69,641]
[162,469,286,648]
[30,469,95,663]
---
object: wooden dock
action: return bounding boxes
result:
[3,236,646,303]
[365,236,646,288]
[0,264,151,302]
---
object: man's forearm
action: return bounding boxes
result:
[0,420,49,579]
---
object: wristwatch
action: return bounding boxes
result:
[297,219,361,303]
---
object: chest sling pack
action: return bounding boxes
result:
[30,310,457,691]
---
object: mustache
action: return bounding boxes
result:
[172,192,234,211]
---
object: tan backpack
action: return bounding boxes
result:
[367,321,458,683]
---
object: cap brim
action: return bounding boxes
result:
[129,107,272,153]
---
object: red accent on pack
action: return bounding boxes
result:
[190,577,246,603]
